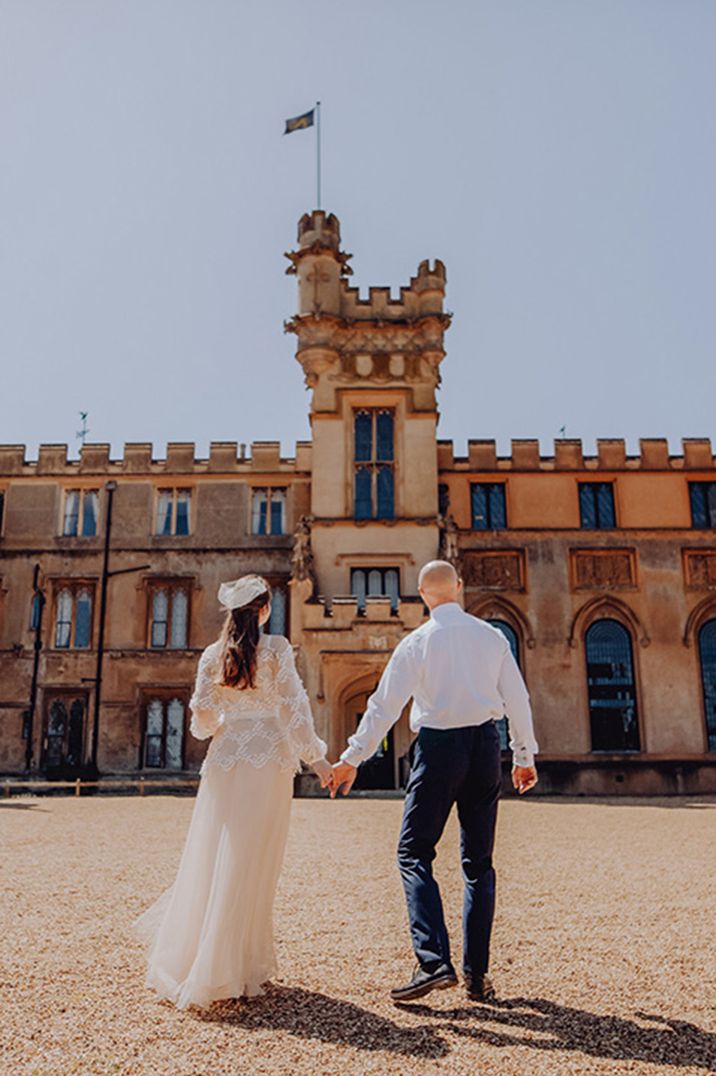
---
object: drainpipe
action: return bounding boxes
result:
[25,563,45,772]
[90,481,116,772]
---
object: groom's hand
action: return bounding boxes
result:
[512,765,538,795]
[330,761,357,798]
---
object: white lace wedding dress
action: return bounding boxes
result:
[133,634,326,1010]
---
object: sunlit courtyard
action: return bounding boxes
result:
[2,793,715,1075]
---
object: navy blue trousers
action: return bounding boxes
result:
[397,722,502,980]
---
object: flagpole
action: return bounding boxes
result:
[316,100,321,209]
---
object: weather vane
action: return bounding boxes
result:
[76,411,90,446]
[559,424,566,438]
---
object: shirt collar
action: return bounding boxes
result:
[430,602,465,622]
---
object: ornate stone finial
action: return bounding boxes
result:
[437,513,461,573]
[291,515,317,591]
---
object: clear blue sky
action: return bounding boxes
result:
[1,0,714,460]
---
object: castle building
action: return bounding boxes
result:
[1,211,715,794]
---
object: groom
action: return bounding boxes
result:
[331,560,538,1003]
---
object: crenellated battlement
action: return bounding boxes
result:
[0,441,314,478]
[436,437,715,472]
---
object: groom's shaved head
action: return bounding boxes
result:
[418,561,461,607]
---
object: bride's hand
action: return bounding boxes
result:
[312,758,334,790]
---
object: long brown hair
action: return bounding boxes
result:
[218,583,271,689]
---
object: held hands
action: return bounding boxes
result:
[311,758,356,797]
[312,758,335,792]
[512,764,538,795]
[329,760,357,798]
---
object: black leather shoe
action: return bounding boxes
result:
[390,963,458,1002]
[465,974,496,1001]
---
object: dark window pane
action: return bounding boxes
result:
[376,411,394,462]
[252,490,268,535]
[579,484,597,529]
[596,484,616,528]
[145,736,163,768]
[438,484,450,517]
[489,485,507,529]
[471,485,488,530]
[355,466,372,520]
[586,619,640,752]
[354,411,372,462]
[81,491,98,536]
[377,466,394,520]
[66,699,84,766]
[709,485,716,528]
[74,591,92,649]
[270,491,286,535]
[175,492,190,535]
[699,619,716,752]
[46,700,67,767]
[690,483,709,528]
[0,491,4,532]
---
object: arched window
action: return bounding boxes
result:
[488,619,521,751]
[698,619,716,751]
[585,619,640,752]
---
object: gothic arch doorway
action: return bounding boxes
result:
[341,682,412,791]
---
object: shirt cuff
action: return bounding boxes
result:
[512,749,535,768]
[340,746,364,769]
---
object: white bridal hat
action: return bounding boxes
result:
[217,575,269,611]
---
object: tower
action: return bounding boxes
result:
[285,210,451,600]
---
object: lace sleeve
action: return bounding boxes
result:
[275,637,327,766]
[189,646,223,741]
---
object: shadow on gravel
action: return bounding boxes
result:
[398,996,716,1069]
[195,984,450,1060]
[0,801,48,811]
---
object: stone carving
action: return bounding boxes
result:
[437,514,461,572]
[684,551,716,589]
[462,551,525,591]
[291,515,317,591]
[572,550,636,590]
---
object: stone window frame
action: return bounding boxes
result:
[352,407,396,522]
[154,487,193,537]
[137,688,191,771]
[350,565,401,613]
[578,481,617,530]
[49,579,97,650]
[249,486,288,536]
[144,576,195,650]
[582,613,643,755]
[60,487,100,538]
[469,482,507,531]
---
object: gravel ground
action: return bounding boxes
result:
[1,793,715,1076]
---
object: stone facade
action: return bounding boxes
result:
[1,211,715,794]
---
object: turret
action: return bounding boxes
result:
[285,211,352,317]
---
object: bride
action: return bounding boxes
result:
[134,574,333,1009]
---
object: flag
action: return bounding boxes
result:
[284,109,315,135]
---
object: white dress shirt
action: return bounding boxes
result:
[341,602,538,769]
